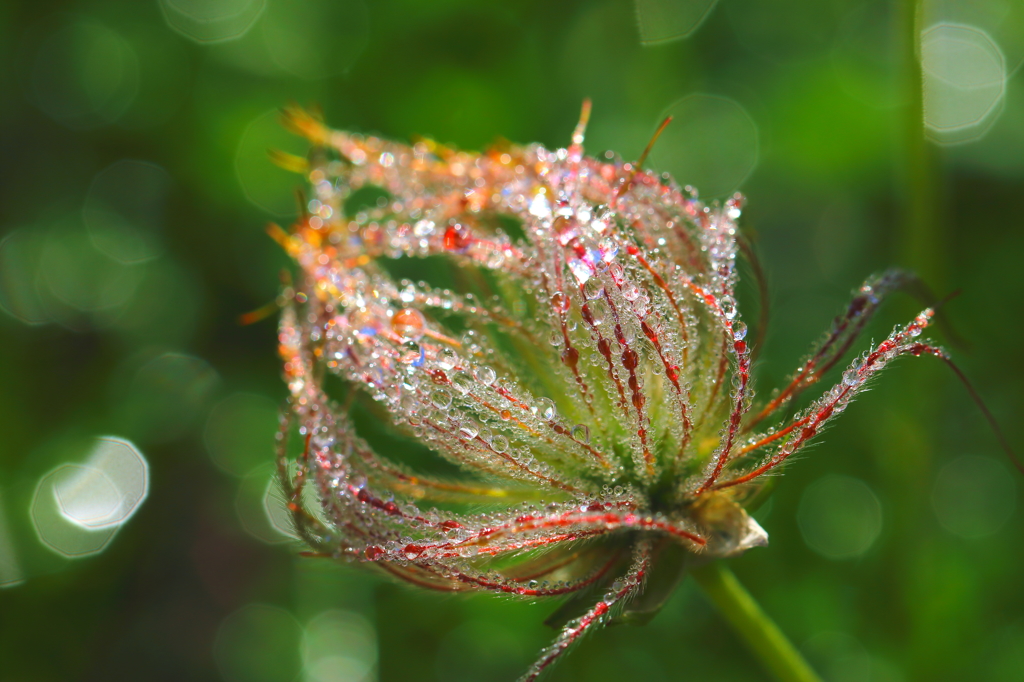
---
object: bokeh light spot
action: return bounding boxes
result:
[931,455,1016,539]
[798,475,883,560]
[262,0,369,80]
[236,109,310,217]
[205,393,279,477]
[30,20,139,129]
[84,160,171,264]
[235,464,293,544]
[214,604,302,682]
[647,94,759,199]
[110,258,203,346]
[117,352,220,444]
[31,467,118,558]
[159,0,266,44]
[53,438,149,530]
[302,610,377,682]
[38,220,145,326]
[634,0,719,45]
[922,23,1006,144]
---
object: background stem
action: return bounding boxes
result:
[897,0,945,288]
[691,562,822,682]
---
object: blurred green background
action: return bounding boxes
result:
[1,0,1023,680]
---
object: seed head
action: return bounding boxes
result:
[269,103,960,680]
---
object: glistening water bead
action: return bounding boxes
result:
[267,102,1010,682]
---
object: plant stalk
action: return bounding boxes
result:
[897,0,944,288]
[691,562,822,682]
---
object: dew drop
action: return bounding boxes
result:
[430,389,452,410]
[475,366,496,385]
[529,192,551,218]
[491,434,509,453]
[720,296,737,320]
[486,250,505,268]
[452,372,474,394]
[732,321,748,341]
[392,308,426,341]
[584,279,604,300]
[536,397,556,420]
[437,348,458,371]
[398,340,423,365]
[571,424,590,444]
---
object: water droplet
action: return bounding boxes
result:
[491,435,509,453]
[571,424,590,443]
[732,321,748,341]
[452,372,474,394]
[398,340,423,365]
[537,397,556,420]
[436,348,458,371]
[430,389,452,410]
[598,238,619,262]
[459,421,479,440]
[550,291,569,312]
[413,219,435,237]
[720,296,737,319]
[529,192,551,218]
[486,249,505,268]
[392,308,426,341]
[475,366,496,385]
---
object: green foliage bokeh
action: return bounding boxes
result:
[1,1,1023,680]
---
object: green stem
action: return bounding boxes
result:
[691,562,822,682]
[897,0,944,288]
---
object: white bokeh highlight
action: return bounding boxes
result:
[30,437,148,558]
[922,23,1006,144]
[54,438,149,530]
